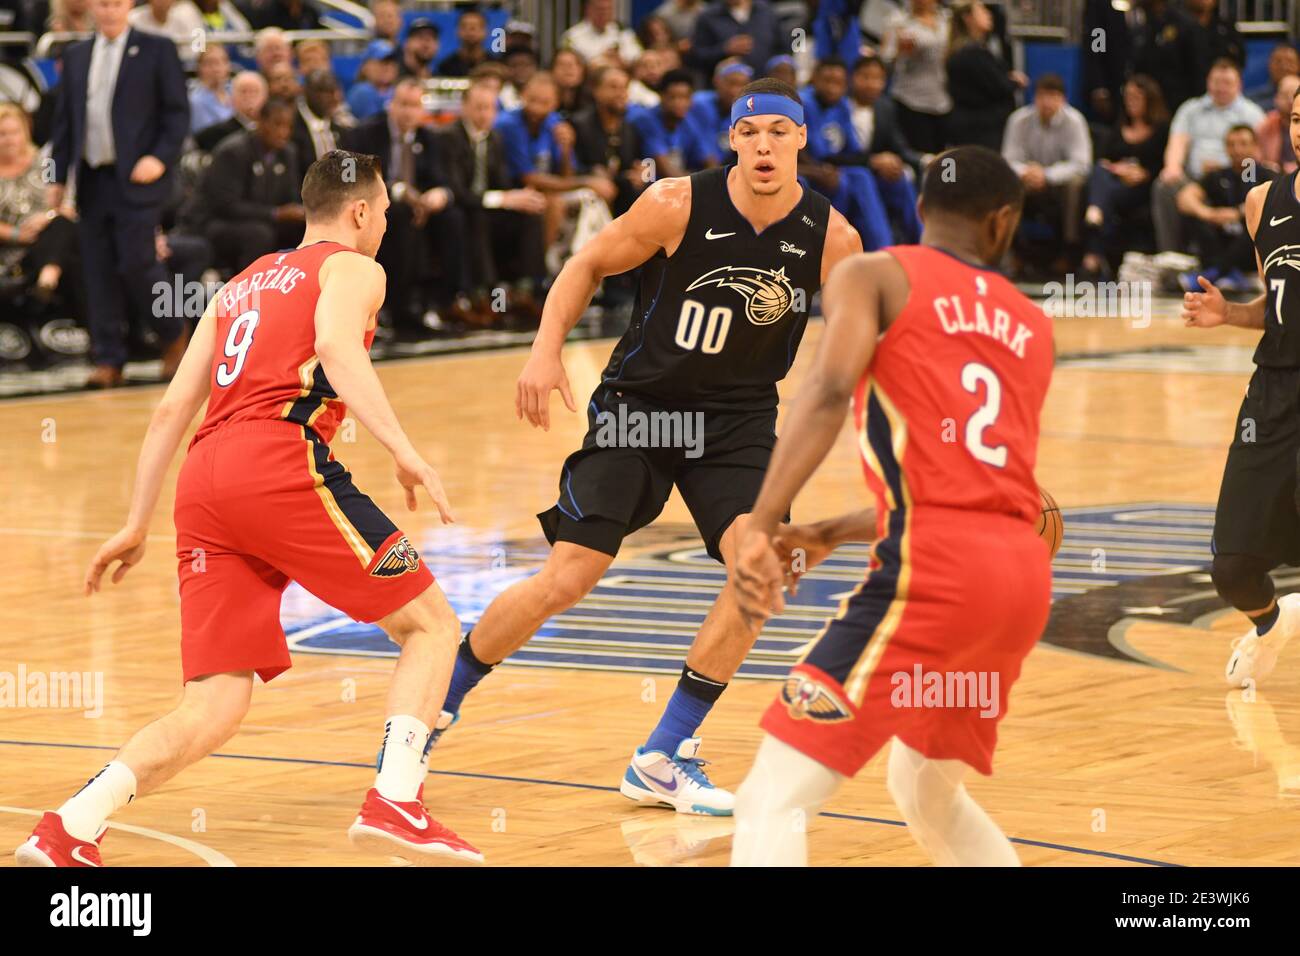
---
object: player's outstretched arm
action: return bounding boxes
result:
[771,508,878,596]
[517,176,693,431]
[315,251,453,522]
[734,252,899,621]
[86,301,218,595]
[1184,184,1267,330]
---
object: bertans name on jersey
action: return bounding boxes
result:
[933,292,1035,359]
[594,405,706,458]
[218,263,309,316]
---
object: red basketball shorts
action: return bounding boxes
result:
[761,508,1052,777]
[173,421,434,684]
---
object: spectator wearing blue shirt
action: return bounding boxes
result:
[687,58,752,167]
[348,41,400,122]
[630,69,719,176]
[495,73,613,200]
[189,46,234,134]
[798,58,903,250]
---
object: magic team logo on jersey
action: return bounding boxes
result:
[369,535,422,578]
[781,673,853,723]
[1263,244,1300,274]
[686,265,796,326]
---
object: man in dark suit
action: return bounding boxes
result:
[437,78,546,322]
[570,64,649,217]
[195,69,268,153]
[342,78,466,335]
[190,97,305,273]
[291,70,353,167]
[49,0,190,387]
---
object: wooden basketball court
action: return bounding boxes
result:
[2,298,1299,867]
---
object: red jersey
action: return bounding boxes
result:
[854,245,1053,530]
[194,240,373,445]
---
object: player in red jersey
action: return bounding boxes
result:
[16,151,482,867]
[729,146,1054,866]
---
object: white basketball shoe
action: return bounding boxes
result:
[1226,593,1300,688]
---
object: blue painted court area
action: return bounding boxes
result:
[283,503,1216,678]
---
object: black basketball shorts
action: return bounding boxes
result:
[537,385,779,563]
[1213,365,1300,565]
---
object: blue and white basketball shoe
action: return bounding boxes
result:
[620,737,735,816]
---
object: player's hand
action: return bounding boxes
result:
[129,155,166,185]
[771,522,835,597]
[1183,274,1228,328]
[394,450,455,523]
[733,529,786,626]
[85,527,147,595]
[516,350,577,431]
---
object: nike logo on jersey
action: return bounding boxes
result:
[705,229,736,240]
[376,794,429,830]
[1272,215,1294,226]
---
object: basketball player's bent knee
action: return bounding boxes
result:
[379,583,460,649]
[1211,552,1275,612]
[176,673,253,754]
[536,547,611,613]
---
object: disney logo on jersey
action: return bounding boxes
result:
[781,674,853,723]
[1264,244,1300,274]
[780,240,806,258]
[686,265,796,326]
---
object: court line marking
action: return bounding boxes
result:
[0,739,1178,867]
[0,804,235,867]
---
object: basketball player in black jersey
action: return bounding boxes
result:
[431,78,861,814]
[1185,88,1300,688]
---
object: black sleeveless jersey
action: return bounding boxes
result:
[1253,170,1300,368]
[600,165,831,411]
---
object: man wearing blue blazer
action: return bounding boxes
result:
[49,0,190,388]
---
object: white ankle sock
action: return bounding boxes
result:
[375,715,430,802]
[57,761,137,843]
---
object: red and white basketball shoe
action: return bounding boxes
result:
[14,812,106,867]
[348,787,483,865]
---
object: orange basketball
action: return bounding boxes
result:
[1036,487,1064,558]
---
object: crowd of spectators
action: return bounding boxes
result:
[0,0,1296,383]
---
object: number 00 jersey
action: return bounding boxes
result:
[194,240,370,445]
[1253,170,1300,368]
[601,165,831,412]
[857,246,1054,527]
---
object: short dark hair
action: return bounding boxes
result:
[737,77,799,103]
[259,96,295,120]
[921,145,1024,221]
[659,68,694,94]
[301,150,384,221]
[1226,123,1258,140]
[1035,73,1066,95]
[303,69,338,92]
[854,54,886,73]
[814,56,848,74]
[1210,56,1242,74]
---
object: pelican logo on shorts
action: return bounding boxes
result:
[687,266,796,326]
[370,535,422,578]
[781,674,853,723]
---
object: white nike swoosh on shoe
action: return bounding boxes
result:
[1271,215,1293,226]
[705,229,735,239]
[69,845,100,866]
[376,794,429,831]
